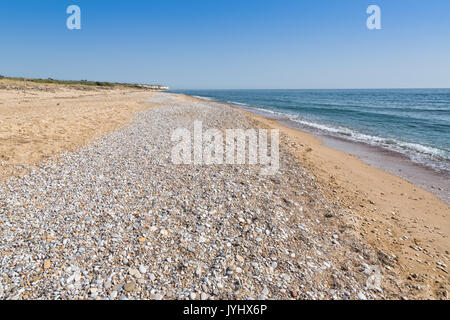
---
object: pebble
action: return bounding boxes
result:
[150,293,163,300]
[110,291,118,300]
[358,292,367,300]
[139,266,147,274]
[124,281,136,292]
[200,292,209,300]
[130,268,142,279]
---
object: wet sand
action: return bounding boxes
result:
[279,119,450,205]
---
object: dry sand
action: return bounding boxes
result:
[0,79,160,182]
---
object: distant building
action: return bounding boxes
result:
[136,84,170,91]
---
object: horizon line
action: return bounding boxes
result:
[172,87,450,91]
[2,74,449,91]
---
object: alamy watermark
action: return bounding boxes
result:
[367,5,382,30]
[66,5,81,30]
[171,121,280,175]
[66,5,381,31]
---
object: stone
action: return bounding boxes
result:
[358,292,367,300]
[139,265,147,274]
[110,291,118,300]
[43,260,51,270]
[130,268,142,278]
[150,293,163,300]
[200,292,209,300]
[123,281,136,292]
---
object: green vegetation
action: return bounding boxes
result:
[0,76,150,89]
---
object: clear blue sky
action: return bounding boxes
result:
[1,0,449,89]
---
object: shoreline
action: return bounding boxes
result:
[0,86,448,299]
[280,118,450,205]
[179,93,450,299]
[183,94,450,204]
[243,109,450,298]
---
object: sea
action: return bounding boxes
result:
[171,89,450,202]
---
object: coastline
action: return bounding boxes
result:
[0,86,448,299]
[181,93,450,299]
[279,118,450,205]
[243,106,450,299]
[181,92,450,205]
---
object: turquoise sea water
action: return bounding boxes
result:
[172,89,450,174]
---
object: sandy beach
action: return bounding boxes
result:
[0,82,448,300]
[0,78,165,182]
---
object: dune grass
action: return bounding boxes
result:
[0,75,157,89]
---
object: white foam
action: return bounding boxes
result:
[193,95,215,101]
[186,94,450,172]
[228,101,250,107]
[288,117,450,172]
